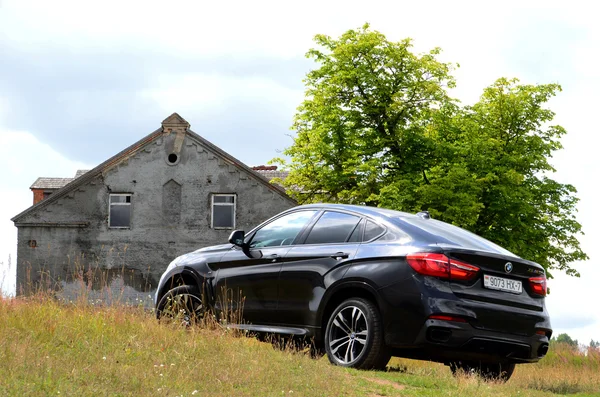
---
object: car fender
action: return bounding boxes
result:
[316,277,384,330]
[155,265,215,306]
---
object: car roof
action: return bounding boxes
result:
[294,203,418,220]
[295,203,518,257]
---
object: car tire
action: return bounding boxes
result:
[156,285,205,326]
[324,298,390,370]
[450,360,516,382]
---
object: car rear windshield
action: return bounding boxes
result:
[396,217,516,257]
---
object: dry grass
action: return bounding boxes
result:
[0,296,355,397]
[1,295,599,397]
[1,258,599,397]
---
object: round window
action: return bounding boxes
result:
[167,153,179,165]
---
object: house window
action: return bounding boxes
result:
[212,194,236,229]
[43,191,52,200]
[109,194,132,228]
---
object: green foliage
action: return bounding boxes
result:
[591,339,600,349]
[553,333,579,348]
[275,24,587,276]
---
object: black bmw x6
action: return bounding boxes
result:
[155,204,551,381]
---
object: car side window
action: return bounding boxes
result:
[364,220,385,241]
[304,211,361,245]
[249,210,317,248]
[347,219,364,243]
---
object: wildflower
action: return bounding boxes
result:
[102,356,106,360]
[192,391,198,395]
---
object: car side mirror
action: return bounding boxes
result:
[228,230,262,259]
[228,230,245,247]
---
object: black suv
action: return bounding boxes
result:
[155,204,551,381]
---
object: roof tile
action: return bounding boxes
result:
[30,178,74,190]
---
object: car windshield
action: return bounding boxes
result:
[396,216,517,257]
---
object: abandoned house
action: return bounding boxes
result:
[11,113,295,302]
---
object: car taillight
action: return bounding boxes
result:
[406,253,479,281]
[429,314,466,323]
[529,276,547,296]
[449,260,480,281]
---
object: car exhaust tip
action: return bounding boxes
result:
[428,328,452,343]
[538,343,549,357]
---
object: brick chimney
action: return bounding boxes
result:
[161,113,190,158]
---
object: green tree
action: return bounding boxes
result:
[275,23,456,206]
[554,333,578,347]
[591,340,599,349]
[275,24,587,276]
[379,78,587,275]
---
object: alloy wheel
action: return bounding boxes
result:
[161,293,204,326]
[328,305,369,364]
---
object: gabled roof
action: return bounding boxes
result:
[29,170,91,190]
[74,169,89,178]
[30,177,74,190]
[12,113,295,223]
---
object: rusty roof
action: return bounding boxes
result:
[251,165,289,182]
[254,169,290,181]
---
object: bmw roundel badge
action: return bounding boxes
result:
[505,262,513,273]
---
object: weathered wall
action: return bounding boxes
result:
[15,129,295,302]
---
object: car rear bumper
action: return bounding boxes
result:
[407,318,550,363]
[378,277,552,363]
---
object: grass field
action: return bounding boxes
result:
[1,296,599,397]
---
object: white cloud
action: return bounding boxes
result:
[0,97,8,122]
[140,73,303,116]
[0,130,93,295]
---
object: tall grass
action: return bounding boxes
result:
[0,295,358,397]
[2,295,599,396]
[514,342,600,394]
[0,254,14,297]
[2,257,599,396]
[12,248,156,308]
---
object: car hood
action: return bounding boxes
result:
[168,243,233,268]
[193,243,233,254]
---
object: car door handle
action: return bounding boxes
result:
[330,252,349,260]
[267,253,280,263]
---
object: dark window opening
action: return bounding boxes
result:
[28,240,37,248]
[168,153,179,164]
[43,192,52,200]
[304,211,361,245]
[212,194,236,228]
[109,194,132,228]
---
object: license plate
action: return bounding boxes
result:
[483,275,522,294]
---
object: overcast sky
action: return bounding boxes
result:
[1,0,598,343]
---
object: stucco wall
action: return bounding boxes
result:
[15,130,295,301]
